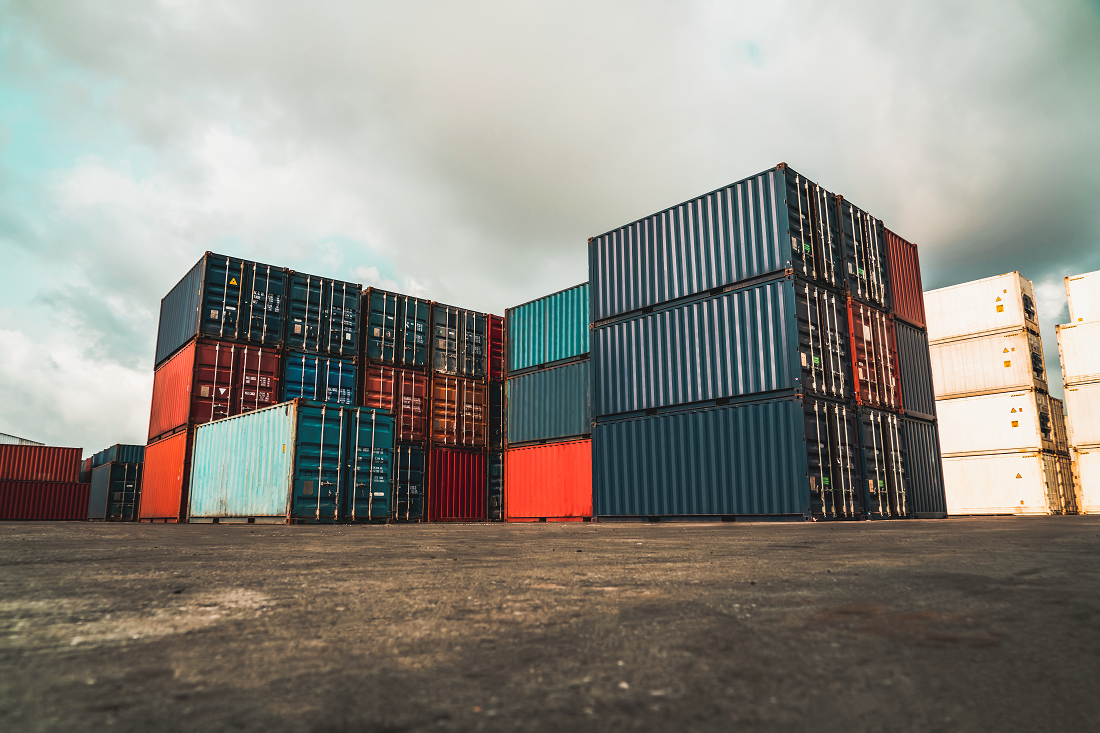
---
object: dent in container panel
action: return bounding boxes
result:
[924,272,1038,344]
[847,300,901,411]
[427,447,486,521]
[506,283,590,374]
[139,428,193,523]
[283,352,357,405]
[929,329,1047,399]
[363,289,432,368]
[432,304,488,379]
[836,197,889,309]
[856,408,908,518]
[900,416,947,518]
[394,444,425,521]
[0,445,81,483]
[0,481,89,520]
[1065,270,1100,324]
[505,440,592,521]
[430,375,487,447]
[894,322,937,420]
[285,273,361,357]
[884,228,925,329]
[362,365,430,443]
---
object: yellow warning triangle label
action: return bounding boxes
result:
[1011,408,1017,413]
[230,278,238,286]
[996,296,1002,302]
[1016,473,1022,478]
[1003,348,1010,353]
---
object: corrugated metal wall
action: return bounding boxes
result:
[155,257,205,368]
[283,353,357,405]
[363,289,432,368]
[507,360,590,445]
[0,481,89,520]
[856,408,907,518]
[507,283,589,372]
[427,448,486,521]
[895,322,937,419]
[138,429,192,522]
[505,440,592,520]
[285,273,361,357]
[837,200,890,310]
[0,445,81,483]
[885,228,926,329]
[900,416,947,516]
[430,376,488,447]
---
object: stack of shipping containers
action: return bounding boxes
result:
[589,163,945,520]
[0,442,87,520]
[503,284,592,521]
[925,273,1075,515]
[1058,270,1100,513]
[85,444,144,521]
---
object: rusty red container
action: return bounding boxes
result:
[0,445,81,483]
[138,429,193,523]
[0,481,89,520]
[488,314,505,382]
[885,228,926,329]
[427,447,486,521]
[362,365,430,442]
[430,375,488,447]
[505,439,592,521]
[847,299,902,411]
[148,338,282,442]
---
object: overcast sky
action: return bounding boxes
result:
[1,1,1099,453]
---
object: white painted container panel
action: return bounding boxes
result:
[944,452,1060,515]
[1056,321,1100,386]
[929,329,1046,399]
[1074,447,1100,514]
[925,272,1038,344]
[1065,270,1100,324]
[937,389,1054,456]
[1063,382,1100,447]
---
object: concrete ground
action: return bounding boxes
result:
[1,517,1098,733]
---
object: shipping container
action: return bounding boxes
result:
[0,432,43,446]
[507,283,590,374]
[427,447,486,521]
[432,304,488,378]
[589,164,842,324]
[899,416,947,517]
[487,451,503,521]
[1056,321,1100,386]
[895,322,937,420]
[1050,396,1070,456]
[1074,446,1100,514]
[1065,270,1100,324]
[929,328,1047,399]
[394,444,426,521]
[283,352,357,405]
[0,481,89,520]
[937,389,1055,457]
[188,400,394,523]
[943,451,1070,515]
[79,456,93,483]
[884,228,926,329]
[847,300,901,411]
[87,462,142,521]
[505,439,592,521]
[507,359,590,445]
[837,197,890,310]
[0,445,81,483]
[430,375,488,447]
[362,289,432,368]
[855,408,907,518]
[593,395,863,520]
[592,275,851,418]
[925,272,1039,344]
[139,428,193,523]
[1055,451,1078,514]
[1064,383,1100,447]
[285,273,361,357]
[238,344,282,415]
[154,252,286,368]
[488,382,505,450]
[90,444,145,468]
[362,365,430,443]
[488,315,505,381]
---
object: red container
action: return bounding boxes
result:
[885,228,926,329]
[427,447,486,521]
[430,375,488,447]
[847,299,902,411]
[505,439,592,521]
[0,445,81,483]
[0,481,89,520]
[138,429,193,523]
[148,338,282,442]
[488,314,505,382]
[362,365,430,442]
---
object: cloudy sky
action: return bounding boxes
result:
[1,0,1098,452]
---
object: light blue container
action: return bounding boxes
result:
[506,283,589,373]
[507,359,590,445]
[282,352,357,405]
[188,399,394,523]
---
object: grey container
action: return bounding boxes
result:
[592,274,850,419]
[589,164,843,324]
[894,322,937,420]
[899,415,947,518]
[507,359,590,446]
[87,462,142,521]
[593,394,864,520]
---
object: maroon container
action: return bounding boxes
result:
[427,447,486,521]
[0,481,89,520]
[885,228,926,329]
[0,445,82,483]
[847,299,902,411]
[488,314,505,382]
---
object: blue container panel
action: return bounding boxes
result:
[154,257,205,367]
[345,408,395,521]
[433,305,488,378]
[895,322,937,419]
[394,444,425,521]
[199,255,287,347]
[292,403,352,522]
[593,398,809,517]
[365,290,432,367]
[507,360,590,444]
[283,353,357,405]
[286,274,361,356]
[507,283,589,372]
[900,416,946,516]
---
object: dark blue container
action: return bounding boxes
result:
[855,408,908,519]
[432,304,488,378]
[489,382,505,450]
[285,273,361,357]
[155,252,287,368]
[507,359,590,445]
[487,451,503,521]
[282,352,357,406]
[894,321,937,420]
[900,415,947,518]
[393,444,425,521]
[836,197,890,309]
[363,289,432,368]
[87,462,142,521]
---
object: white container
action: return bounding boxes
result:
[929,328,1046,398]
[1063,381,1100,447]
[943,451,1071,515]
[1056,321,1100,386]
[1074,446,1100,514]
[925,272,1039,344]
[936,389,1055,457]
[1065,270,1100,324]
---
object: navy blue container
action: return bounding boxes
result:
[282,352,358,406]
[363,289,432,368]
[487,451,503,521]
[855,407,908,519]
[432,304,489,379]
[155,253,287,368]
[489,382,505,450]
[90,444,145,469]
[393,444,425,521]
[285,273,361,357]
[836,197,890,309]
[894,321,937,420]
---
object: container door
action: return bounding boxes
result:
[796,282,851,400]
[488,382,505,450]
[848,301,901,410]
[287,274,324,352]
[244,262,285,346]
[291,404,346,523]
[366,290,399,362]
[394,445,425,521]
[838,200,890,309]
[805,400,862,519]
[202,255,247,341]
[328,280,360,357]
[238,346,282,415]
[399,296,431,367]
[784,169,840,288]
[106,463,141,521]
[487,451,504,521]
[858,409,908,518]
[345,408,394,522]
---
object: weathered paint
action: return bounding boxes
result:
[895,322,937,419]
[856,408,907,518]
[432,304,488,378]
[363,288,432,368]
[285,273,361,357]
[847,300,901,410]
[505,440,592,520]
[427,447,486,521]
[884,228,926,329]
[283,352,357,405]
[836,197,890,309]
[506,283,589,373]
[900,415,947,517]
[0,445,81,483]
[430,375,488,447]
[362,366,430,442]
[507,359,590,445]
[1074,447,1100,514]
[0,481,89,520]
[394,444,426,522]
[138,429,193,523]
[930,328,1047,399]
[1049,396,1070,456]
[1056,321,1100,386]
[925,272,1038,344]
[238,345,283,415]
[1065,270,1100,323]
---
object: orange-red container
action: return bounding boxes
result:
[430,375,487,447]
[0,481,89,520]
[427,447,485,521]
[505,440,592,521]
[138,429,193,523]
[847,299,902,411]
[885,228,926,329]
[0,445,82,483]
[362,365,430,442]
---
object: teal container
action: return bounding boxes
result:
[506,283,589,374]
[188,399,394,523]
[364,288,432,367]
[507,359,590,445]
